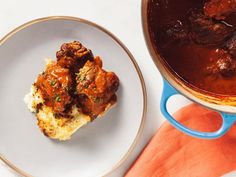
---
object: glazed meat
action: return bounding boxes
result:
[165,10,234,46]
[189,10,234,45]
[206,33,236,77]
[166,20,190,43]
[224,32,236,57]
[35,61,73,115]
[206,49,236,77]
[34,41,119,119]
[76,57,119,119]
[204,0,236,19]
[56,41,94,69]
[25,41,120,140]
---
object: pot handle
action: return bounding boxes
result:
[161,79,236,139]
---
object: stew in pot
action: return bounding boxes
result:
[148,0,236,95]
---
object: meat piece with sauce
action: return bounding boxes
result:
[189,10,234,46]
[165,20,190,43]
[76,57,119,119]
[204,0,236,19]
[224,32,236,57]
[206,49,236,77]
[34,61,73,116]
[25,41,120,140]
[56,41,94,69]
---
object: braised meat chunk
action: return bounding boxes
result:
[35,61,73,115]
[25,40,120,140]
[76,57,119,119]
[204,0,236,19]
[34,42,119,118]
[56,41,94,69]
[224,32,236,57]
[166,20,190,43]
[189,10,234,45]
[206,49,236,77]
[165,10,234,46]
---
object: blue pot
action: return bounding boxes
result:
[161,79,236,139]
[142,0,236,139]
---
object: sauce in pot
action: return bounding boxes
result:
[148,0,236,95]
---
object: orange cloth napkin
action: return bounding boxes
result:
[125,103,236,177]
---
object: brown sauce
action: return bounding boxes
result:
[148,0,236,95]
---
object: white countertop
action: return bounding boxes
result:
[1,0,233,177]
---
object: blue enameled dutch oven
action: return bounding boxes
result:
[142,0,236,139]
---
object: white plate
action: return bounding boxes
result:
[0,16,146,177]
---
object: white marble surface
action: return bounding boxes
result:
[0,0,227,177]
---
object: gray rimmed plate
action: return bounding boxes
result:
[0,16,146,177]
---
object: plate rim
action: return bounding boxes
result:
[0,16,147,177]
